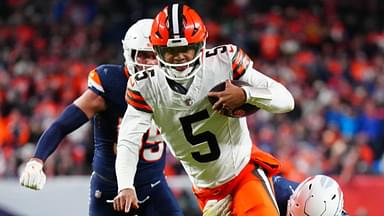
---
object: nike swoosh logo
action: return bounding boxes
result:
[150,180,161,188]
[138,196,150,204]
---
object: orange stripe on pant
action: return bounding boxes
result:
[192,145,281,215]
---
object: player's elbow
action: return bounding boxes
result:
[270,93,294,114]
[278,84,295,113]
[285,95,295,112]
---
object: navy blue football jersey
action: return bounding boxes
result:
[87,64,182,216]
[88,64,166,187]
[273,176,299,216]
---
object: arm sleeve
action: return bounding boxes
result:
[239,66,295,113]
[34,104,89,161]
[116,104,152,191]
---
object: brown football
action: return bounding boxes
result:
[208,80,259,118]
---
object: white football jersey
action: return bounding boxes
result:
[116,44,294,190]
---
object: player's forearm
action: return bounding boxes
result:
[115,143,139,191]
[116,106,152,191]
[34,104,89,161]
[266,82,294,113]
[242,83,294,113]
[240,68,294,113]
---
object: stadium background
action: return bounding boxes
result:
[0,0,383,215]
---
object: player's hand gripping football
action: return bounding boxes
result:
[203,195,232,216]
[207,79,246,114]
[113,188,139,213]
[19,158,46,190]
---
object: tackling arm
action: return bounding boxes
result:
[33,89,105,161]
[20,89,105,190]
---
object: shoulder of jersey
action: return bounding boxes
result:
[126,71,154,113]
[88,64,125,93]
[205,44,237,60]
[93,64,125,78]
[126,68,158,94]
[205,44,251,80]
[130,68,158,85]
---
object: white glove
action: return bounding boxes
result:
[19,159,46,190]
[203,195,232,216]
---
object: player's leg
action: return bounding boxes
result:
[139,177,183,216]
[232,166,279,216]
[89,172,127,216]
[154,177,183,215]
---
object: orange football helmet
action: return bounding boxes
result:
[150,3,208,80]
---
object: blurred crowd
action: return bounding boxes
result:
[1,0,384,184]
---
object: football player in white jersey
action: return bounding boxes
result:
[113,3,294,215]
[20,19,182,216]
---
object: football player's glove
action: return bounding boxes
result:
[202,195,231,216]
[19,159,46,190]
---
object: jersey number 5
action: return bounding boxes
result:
[179,110,220,162]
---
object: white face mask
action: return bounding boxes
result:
[154,41,206,81]
[124,49,157,74]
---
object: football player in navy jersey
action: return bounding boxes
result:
[19,19,183,216]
